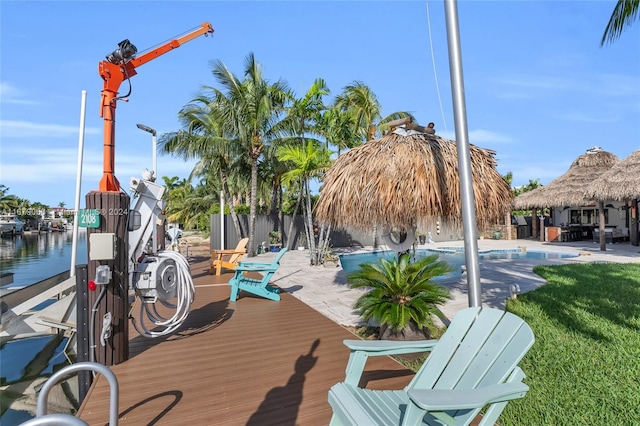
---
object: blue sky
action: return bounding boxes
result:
[1,1,639,209]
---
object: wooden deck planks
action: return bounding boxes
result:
[76,256,414,425]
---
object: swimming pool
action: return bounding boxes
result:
[338,248,578,280]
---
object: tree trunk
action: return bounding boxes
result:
[248,156,258,257]
[221,170,245,238]
[304,179,317,265]
[631,199,639,246]
[285,179,304,250]
[598,200,606,252]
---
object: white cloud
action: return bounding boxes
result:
[0,82,40,105]
[492,72,640,100]
[0,120,101,138]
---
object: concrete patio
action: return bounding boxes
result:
[263,239,640,326]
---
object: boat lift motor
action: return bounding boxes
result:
[127,174,172,298]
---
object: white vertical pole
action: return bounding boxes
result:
[70,90,87,277]
[152,132,158,253]
[444,0,482,307]
[220,191,225,250]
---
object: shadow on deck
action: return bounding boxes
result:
[76,256,414,425]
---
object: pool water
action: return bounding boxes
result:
[338,248,577,279]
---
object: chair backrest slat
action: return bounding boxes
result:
[229,238,249,263]
[407,307,534,393]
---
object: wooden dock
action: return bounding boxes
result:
[76,256,415,425]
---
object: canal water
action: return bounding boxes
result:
[1,230,88,424]
[1,229,88,289]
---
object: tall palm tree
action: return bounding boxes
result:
[602,0,639,45]
[161,96,248,238]
[335,81,413,142]
[318,105,359,155]
[334,81,413,247]
[277,139,331,262]
[209,53,289,256]
[275,78,330,249]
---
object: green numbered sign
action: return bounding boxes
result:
[78,209,100,228]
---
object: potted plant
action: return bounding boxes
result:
[268,231,282,252]
[346,253,452,342]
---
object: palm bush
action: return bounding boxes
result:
[347,253,452,340]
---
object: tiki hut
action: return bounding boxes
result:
[584,150,640,201]
[314,127,512,236]
[512,146,619,250]
[512,147,619,210]
[584,150,640,246]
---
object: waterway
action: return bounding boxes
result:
[1,230,88,424]
[1,229,88,290]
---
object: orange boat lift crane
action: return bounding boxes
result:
[98,22,214,192]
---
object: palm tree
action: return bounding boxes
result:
[275,78,330,250]
[335,81,413,142]
[165,178,195,228]
[277,140,331,262]
[317,105,359,155]
[602,0,639,45]
[161,96,248,238]
[334,82,414,247]
[209,53,289,256]
[347,253,452,340]
[0,185,19,213]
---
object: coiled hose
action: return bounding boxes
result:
[132,250,195,338]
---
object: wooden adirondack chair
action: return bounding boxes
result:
[210,237,249,275]
[328,307,535,426]
[228,248,288,302]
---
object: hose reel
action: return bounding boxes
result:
[135,256,177,301]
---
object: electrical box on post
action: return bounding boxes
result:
[89,233,118,260]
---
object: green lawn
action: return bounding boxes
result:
[500,262,640,425]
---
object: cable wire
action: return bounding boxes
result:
[425,0,449,135]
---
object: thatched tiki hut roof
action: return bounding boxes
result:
[314,130,512,233]
[512,147,619,209]
[584,150,640,201]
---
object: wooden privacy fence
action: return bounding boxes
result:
[208,214,476,252]
[209,214,376,252]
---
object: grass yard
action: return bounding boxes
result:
[500,262,640,425]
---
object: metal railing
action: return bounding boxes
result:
[19,362,119,426]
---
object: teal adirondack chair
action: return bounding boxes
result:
[328,307,535,425]
[228,248,288,302]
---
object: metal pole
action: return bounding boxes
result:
[136,123,158,253]
[71,90,87,277]
[444,0,482,307]
[152,132,158,253]
[220,191,225,250]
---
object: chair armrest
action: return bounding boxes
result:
[407,382,529,411]
[342,339,438,386]
[213,249,245,259]
[234,264,277,273]
[343,339,438,356]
